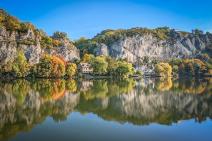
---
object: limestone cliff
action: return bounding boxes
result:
[91,28,212,63]
[0,9,79,66]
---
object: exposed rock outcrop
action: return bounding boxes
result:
[0,27,79,65]
[94,29,212,63]
[0,10,79,65]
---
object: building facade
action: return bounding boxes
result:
[78,63,93,74]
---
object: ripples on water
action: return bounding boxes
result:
[0,78,211,141]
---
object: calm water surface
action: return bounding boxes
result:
[0,78,211,141]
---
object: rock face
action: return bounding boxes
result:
[95,29,212,63]
[96,43,109,56]
[0,26,79,65]
[0,27,42,64]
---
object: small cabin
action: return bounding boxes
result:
[78,63,93,74]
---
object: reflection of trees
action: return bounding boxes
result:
[0,78,211,140]
[79,79,136,101]
[66,79,77,93]
[0,80,79,140]
[155,77,173,91]
[77,78,212,125]
[80,80,108,100]
[107,79,136,95]
[31,80,66,100]
[177,79,210,94]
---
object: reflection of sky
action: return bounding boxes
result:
[12,112,212,141]
[1,0,212,39]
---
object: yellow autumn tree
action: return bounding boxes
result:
[155,62,172,77]
[66,63,77,77]
[82,53,94,63]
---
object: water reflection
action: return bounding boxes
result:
[0,78,211,140]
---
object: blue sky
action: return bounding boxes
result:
[0,0,212,39]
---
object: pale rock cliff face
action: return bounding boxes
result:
[0,26,79,65]
[96,43,109,56]
[96,30,212,63]
[50,45,79,62]
[0,27,42,65]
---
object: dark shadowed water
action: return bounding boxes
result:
[0,78,211,141]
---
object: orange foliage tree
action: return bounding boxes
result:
[34,55,66,78]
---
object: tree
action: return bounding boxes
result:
[20,22,35,32]
[155,63,172,77]
[106,57,118,75]
[192,29,204,35]
[82,53,94,63]
[115,61,134,78]
[52,31,68,39]
[91,56,108,75]
[74,37,88,48]
[12,51,30,77]
[66,63,77,78]
[178,59,207,77]
[50,56,66,78]
[34,55,66,78]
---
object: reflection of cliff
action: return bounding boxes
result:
[0,78,211,140]
[0,80,79,140]
[77,78,212,125]
[77,92,212,125]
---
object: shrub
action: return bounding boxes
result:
[5,15,21,31]
[0,61,13,75]
[20,22,35,32]
[52,39,62,47]
[18,39,36,45]
[0,11,6,23]
[41,36,53,49]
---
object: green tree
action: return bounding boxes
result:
[52,31,68,39]
[12,51,30,77]
[34,55,52,77]
[82,53,94,63]
[106,57,118,75]
[91,56,108,75]
[115,61,134,78]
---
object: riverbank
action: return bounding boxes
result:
[0,73,211,82]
